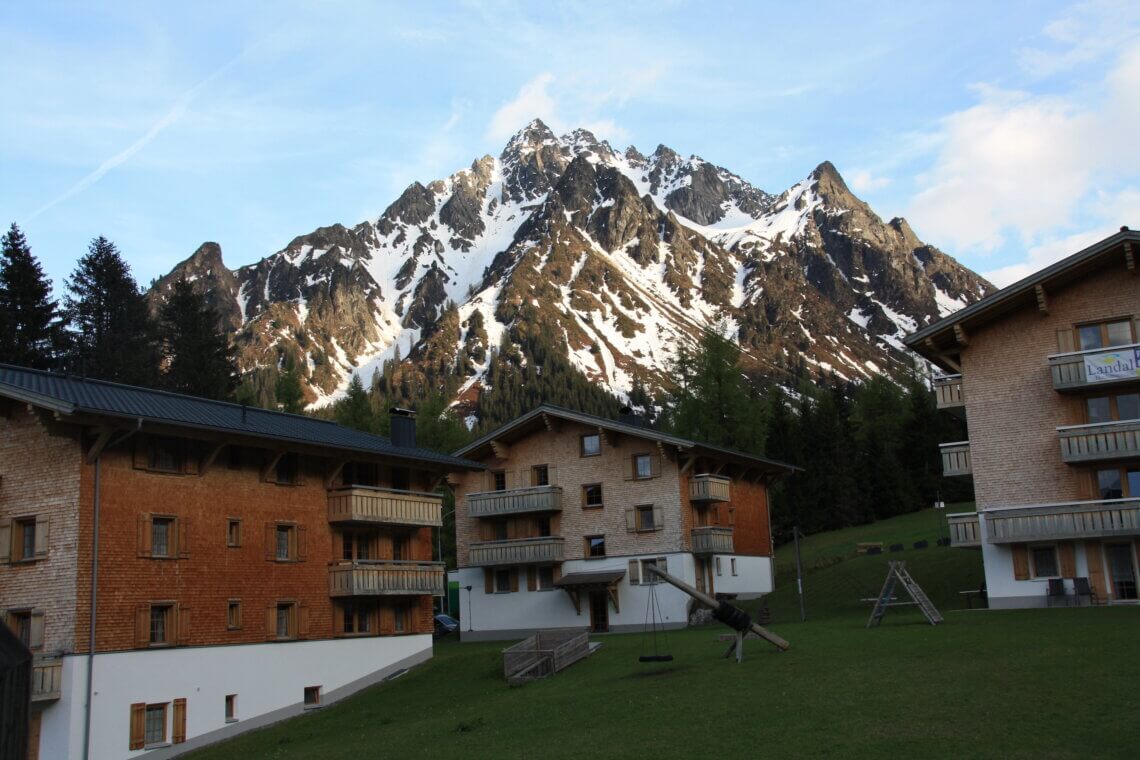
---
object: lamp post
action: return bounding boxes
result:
[464,585,474,632]
[436,507,455,614]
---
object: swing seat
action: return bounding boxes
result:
[638,654,674,663]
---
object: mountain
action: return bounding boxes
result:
[149,119,992,414]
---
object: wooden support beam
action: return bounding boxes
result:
[1035,284,1049,314]
[199,443,226,476]
[596,426,611,448]
[565,589,581,615]
[541,413,560,433]
[260,451,286,482]
[608,585,620,614]
[953,323,968,347]
[489,439,510,460]
[712,462,726,475]
[599,425,620,448]
[679,456,696,476]
[324,458,348,489]
[429,474,448,492]
[1126,241,1135,273]
[85,427,115,465]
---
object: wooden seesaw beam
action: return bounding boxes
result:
[643,564,790,652]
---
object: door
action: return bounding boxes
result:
[588,591,609,632]
[1105,543,1138,600]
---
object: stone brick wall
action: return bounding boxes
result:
[0,405,81,655]
[962,263,1140,508]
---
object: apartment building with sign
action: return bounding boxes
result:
[0,365,479,759]
[448,405,796,641]
[906,228,1140,608]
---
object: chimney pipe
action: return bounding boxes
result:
[390,407,417,448]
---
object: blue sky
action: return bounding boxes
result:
[2,0,1138,292]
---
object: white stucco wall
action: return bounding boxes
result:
[980,513,1096,608]
[40,634,431,759]
[709,555,773,598]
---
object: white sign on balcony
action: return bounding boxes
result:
[1084,347,1140,383]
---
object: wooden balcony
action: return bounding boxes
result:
[328,561,445,596]
[327,487,442,527]
[689,474,731,502]
[1049,343,1140,392]
[469,537,565,567]
[984,498,1140,543]
[940,441,972,477]
[32,658,62,702]
[934,375,965,411]
[467,485,562,518]
[946,513,981,548]
[1057,420,1140,464]
[691,526,734,555]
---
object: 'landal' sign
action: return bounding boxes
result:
[1084,348,1140,383]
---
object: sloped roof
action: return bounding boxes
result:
[455,403,798,474]
[0,364,481,470]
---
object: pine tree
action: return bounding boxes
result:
[334,374,374,432]
[63,236,159,385]
[275,357,305,413]
[157,278,238,400]
[666,323,755,450]
[0,223,65,369]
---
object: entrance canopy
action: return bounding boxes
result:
[554,570,625,614]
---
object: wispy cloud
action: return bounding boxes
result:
[486,73,559,142]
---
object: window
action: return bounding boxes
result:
[537,566,555,590]
[148,438,183,473]
[276,526,291,559]
[627,504,663,533]
[16,518,35,561]
[391,467,411,491]
[1096,467,1140,499]
[392,534,407,561]
[1031,546,1059,578]
[580,433,601,457]
[493,520,509,541]
[152,517,174,558]
[343,531,373,561]
[139,514,183,559]
[269,523,304,562]
[536,517,552,537]
[6,610,31,647]
[637,505,656,531]
[130,701,183,750]
[227,519,241,548]
[630,453,659,480]
[225,694,238,723]
[629,557,667,585]
[150,604,174,645]
[145,703,167,745]
[494,568,512,592]
[731,558,738,576]
[394,604,407,633]
[226,447,242,470]
[342,602,373,634]
[227,600,242,630]
[582,484,603,509]
[2,515,47,563]
[274,454,299,485]
[532,465,550,487]
[716,556,723,576]
[304,686,322,708]
[1087,393,1140,424]
[1076,319,1135,350]
[492,470,507,491]
[586,535,606,558]
[276,602,296,639]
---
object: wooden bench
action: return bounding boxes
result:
[856,542,883,555]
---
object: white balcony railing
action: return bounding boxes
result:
[983,497,1140,543]
[1057,419,1140,464]
[940,441,972,477]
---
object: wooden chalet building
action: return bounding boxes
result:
[906,228,1140,608]
[449,405,796,641]
[0,365,479,758]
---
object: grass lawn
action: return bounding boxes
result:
[189,510,1140,759]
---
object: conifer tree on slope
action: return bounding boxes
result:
[0,223,65,369]
[157,278,239,400]
[63,236,159,386]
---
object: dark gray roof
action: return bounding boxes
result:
[555,570,626,587]
[456,403,798,474]
[0,364,481,471]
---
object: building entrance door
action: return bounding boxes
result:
[589,591,609,632]
[1105,544,1138,600]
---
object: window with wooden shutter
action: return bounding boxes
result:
[138,514,153,558]
[135,605,150,648]
[33,515,49,558]
[1086,541,1108,600]
[177,517,189,558]
[296,525,307,561]
[129,703,146,750]
[526,566,537,591]
[1011,544,1030,580]
[172,698,187,744]
[1058,542,1076,578]
[1056,328,1076,353]
[628,559,640,585]
[177,605,192,644]
[509,568,519,593]
[266,604,277,640]
[484,568,493,593]
[298,605,310,638]
[0,519,10,563]
[29,610,44,650]
[625,507,637,532]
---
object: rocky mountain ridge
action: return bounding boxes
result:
[150,119,992,413]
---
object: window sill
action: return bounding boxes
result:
[144,742,172,750]
[585,556,606,561]
[582,505,604,510]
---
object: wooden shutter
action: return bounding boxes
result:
[131,441,147,470]
[628,559,640,585]
[297,526,307,561]
[0,519,10,563]
[33,515,49,557]
[266,604,277,640]
[333,603,345,636]
[1011,544,1029,580]
[1056,328,1076,353]
[484,568,493,593]
[129,703,146,750]
[298,604,310,638]
[526,566,536,591]
[135,605,150,648]
[1086,541,1108,601]
[1058,542,1076,578]
[625,507,637,532]
[553,565,562,582]
[177,605,192,644]
[29,610,44,650]
[265,523,276,561]
[506,519,518,540]
[379,605,395,634]
[650,454,661,477]
[172,698,187,743]
[177,517,190,559]
[652,505,664,531]
[138,514,153,558]
[509,568,519,593]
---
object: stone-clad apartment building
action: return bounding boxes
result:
[907,228,1140,608]
[0,365,479,759]
[449,405,796,640]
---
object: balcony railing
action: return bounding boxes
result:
[940,441,972,477]
[467,485,562,518]
[946,513,981,548]
[1057,419,1140,464]
[934,375,965,410]
[689,474,731,502]
[328,561,445,596]
[691,526,734,554]
[32,658,62,702]
[1049,343,1140,391]
[983,497,1140,543]
[469,537,565,567]
[327,486,442,527]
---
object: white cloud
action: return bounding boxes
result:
[486,73,560,142]
[848,170,891,192]
[1018,0,1140,76]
